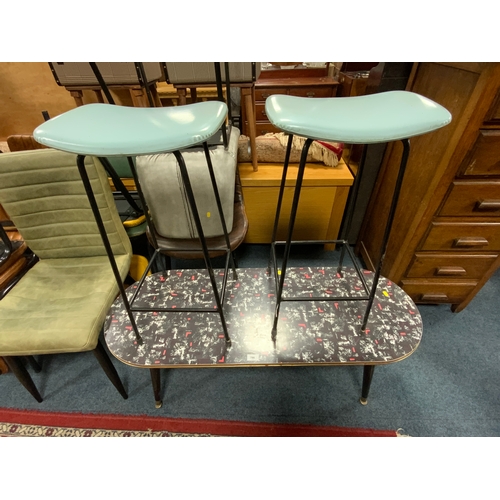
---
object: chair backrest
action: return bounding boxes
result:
[7,135,48,152]
[135,128,239,240]
[49,62,163,86]
[164,62,261,84]
[0,149,131,260]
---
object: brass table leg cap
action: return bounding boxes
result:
[359,397,368,406]
[155,400,163,409]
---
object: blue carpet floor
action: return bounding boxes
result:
[1,244,499,437]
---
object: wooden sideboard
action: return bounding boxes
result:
[357,62,500,312]
[239,160,353,245]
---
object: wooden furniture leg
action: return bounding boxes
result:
[190,87,198,103]
[177,88,187,106]
[92,89,104,103]
[150,84,162,107]
[0,357,9,374]
[360,365,375,405]
[93,339,128,399]
[130,86,148,107]
[150,368,162,408]
[25,355,42,373]
[69,89,84,107]
[3,356,43,402]
[241,86,258,171]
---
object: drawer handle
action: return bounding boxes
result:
[436,266,467,276]
[421,293,448,301]
[262,93,271,99]
[475,200,500,211]
[261,110,267,117]
[454,237,489,247]
[306,92,316,97]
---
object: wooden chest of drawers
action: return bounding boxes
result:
[357,62,500,312]
[253,70,339,137]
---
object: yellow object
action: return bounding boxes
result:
[129,254,151,282]
[122,214,146,228]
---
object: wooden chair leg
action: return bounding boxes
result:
[92,89,104,103]
[241,87,258,171]
[69,89,84,107]
[93,339,128,399]
[25,355,42,373]
[150,84,162,107]
[130,86,147,107]
[3,356,43,402]
[177,88,187,106]
[0,357,9,374]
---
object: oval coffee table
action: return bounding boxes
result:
[104,265,422,408]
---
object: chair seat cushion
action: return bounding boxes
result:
[0,255,130,355]
[136,128,239,239]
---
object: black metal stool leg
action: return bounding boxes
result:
[360,365,375,405]
[268,134,294,274]
[150,368,162,409]
[4,356,43,403]
[89,62,115,105]
[202,142,237,280]
[77,155,143,345]
[93,339,128,399]
[361,139,411,331]
[337,144,369,275]
[271,138,313,340]
[173,151,232,346]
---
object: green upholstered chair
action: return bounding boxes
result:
[0,148,132,402]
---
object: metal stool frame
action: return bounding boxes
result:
[269,133,411,341]
[71,63,238,347]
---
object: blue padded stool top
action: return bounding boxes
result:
[33,101,228,156]
[265,91,452,144]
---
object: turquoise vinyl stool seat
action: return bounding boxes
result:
[34,101,228,156]
[33,100,236,366]
[264,91,452,354]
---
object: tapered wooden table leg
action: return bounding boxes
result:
[360,365,375,405]
[150,368,162,408]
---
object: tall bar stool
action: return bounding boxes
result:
[33,100,235,349]
[266,90,452,340]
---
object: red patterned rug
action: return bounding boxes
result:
[0,409,399,437]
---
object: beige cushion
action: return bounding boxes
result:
[136,128,239,239]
